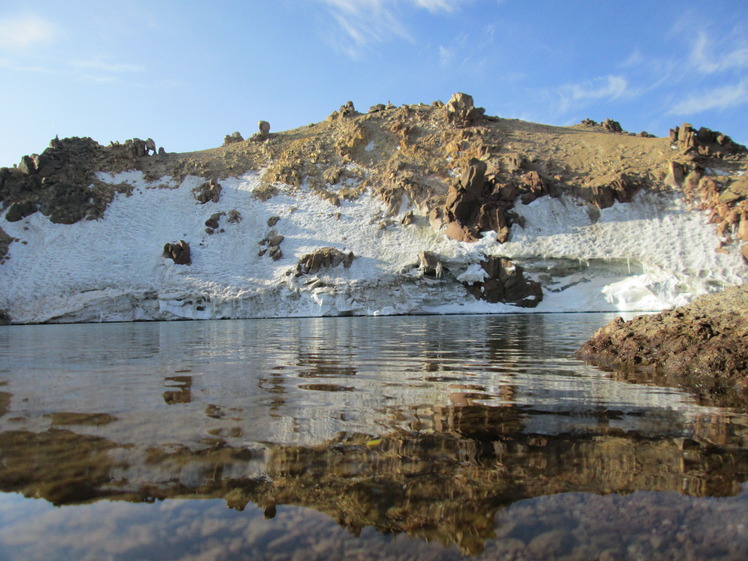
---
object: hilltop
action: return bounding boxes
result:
[1,93,747,324]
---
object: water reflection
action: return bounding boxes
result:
[0,314,747,559]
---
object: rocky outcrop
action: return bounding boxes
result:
[444,92,485,127]
[576,284,748,409]
[443,158,511,243]
[295,248,354,275]
[192,178,222,204]
[223,131,244,146]
[259,231,284,261]
[419,251,443,278]
[163,240,192,265]
[670,123,746,158]
[464,257,542,307]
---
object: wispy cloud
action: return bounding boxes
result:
[556,75,632,114]
[72,60,145,73]
[413,0,466,12]
[669,81,748,115]
[690,31,748,74]
[318,0,464,57]
[0,13,58,50]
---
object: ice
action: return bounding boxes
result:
[1,170,746,323]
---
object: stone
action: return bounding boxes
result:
[192,178,222,204]
[464,256,542,307]
[163,240,191,265]
[664,161,685,188]
[601,118,622,133]
[18,155,36,175]
[445,92,485,127]
[268,245,282,261]
[205,212,224,230]
[227,209,242,223]
[267,215,280,227]
[739,214,748,242]
[267,234,284,247]
[258,121,270,135]
[295,247,354,275]
[223,131,244,145]
[5,201,37,222]
[419,251,443,278]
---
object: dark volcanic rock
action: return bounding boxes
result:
[576,284,748,409]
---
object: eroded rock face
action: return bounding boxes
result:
[464,256,543,308]
[295,248,354,275]
[670,123,746,158]
[442,159,513,243]
[163,240,192,265]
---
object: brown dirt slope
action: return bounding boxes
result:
[576,284,748,409]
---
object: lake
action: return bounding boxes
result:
[0,314,746,560]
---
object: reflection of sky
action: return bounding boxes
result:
[1,489,747,561]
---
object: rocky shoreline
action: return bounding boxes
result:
[576,284,748,410]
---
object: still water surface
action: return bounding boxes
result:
[0,314,747,560]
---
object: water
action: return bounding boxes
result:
[0,314,746,560]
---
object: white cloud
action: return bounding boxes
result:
[438,45,454,66]
[690,31,748,74]
[0,13,58,50]
[318,0,465,56]
[556,75,631,114]
[668,81,748,115]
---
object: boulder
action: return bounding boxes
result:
[464,256,542,307]
[192,178,222,204]
[295,248,354,275]
[601,119,623,133]
[445,92,485,127]
[419,251,443,278]
[223,131,244,145]
[258,121,271,135]
[5,201,37,222]
[163,240,191,265]
[664,161,685,188]
[227,209,242,223]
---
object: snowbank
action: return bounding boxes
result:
[1,171,746,323]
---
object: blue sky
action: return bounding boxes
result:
[1,0,748,167]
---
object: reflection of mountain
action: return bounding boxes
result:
[1,403,747,555]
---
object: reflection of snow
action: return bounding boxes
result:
[1,170,745,323]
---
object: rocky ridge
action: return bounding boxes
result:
[1,92,748,324]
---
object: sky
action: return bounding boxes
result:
[1,0,748,167]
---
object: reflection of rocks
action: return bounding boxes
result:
[1,401,747,554]
[163,376,192,404]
